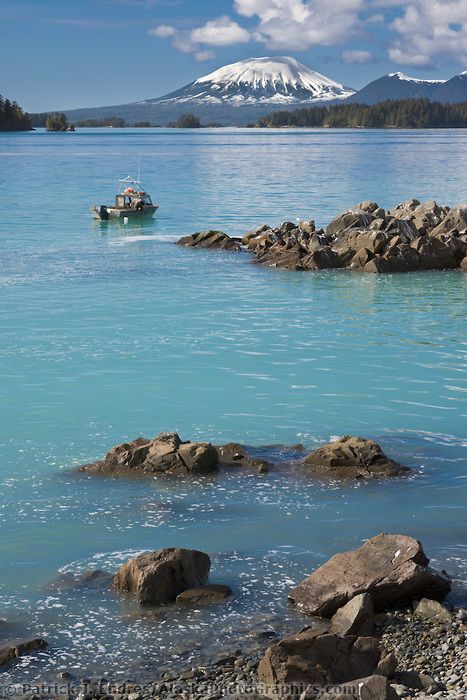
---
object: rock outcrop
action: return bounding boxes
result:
[79,432,219,477]
[175,584,232,605]
[181,200,467,273]
[114,548,211,605]
[302,436,411,479]
[0,638,48,666]
[177,230,241,251]
[257,628,381,696]
[288,533,451,617]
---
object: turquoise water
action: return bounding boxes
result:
[0,128,466,682]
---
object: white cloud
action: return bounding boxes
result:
[190,16,251,46]
[149,15,250,60]
[149,0,467,69]
[194,50,216,62]
[235,0,366,49]
[388,0,467,67]
[149,24,176,38]
[341,49,376,64]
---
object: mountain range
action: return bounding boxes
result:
[60,57,467,127]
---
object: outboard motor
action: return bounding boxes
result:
[99,205,109,220]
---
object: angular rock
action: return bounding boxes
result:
[330,593,375,637]
[114,548,211,605]
[79,432,219,477]
[375,652,398,678]
[257,629,380,697]
[302,436,410,479]
[414,598,452,623]
[216,443,270,473]
[176,584,232,605]
[288,533,451,617]
[301,246,342,270]
[393,671,435,690]
[317,675,398,700]
[461,256,467,271]
[0,638,48,666]
[430,206,467,237]
[177,230,241,251]
[327,211,374,237]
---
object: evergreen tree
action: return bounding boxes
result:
[0,95,32,131]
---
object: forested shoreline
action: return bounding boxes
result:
[0,96,32,130]
[256,98,467,128]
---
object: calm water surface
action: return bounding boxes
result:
[0,128,466,682]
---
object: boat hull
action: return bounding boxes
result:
[91,205,158,220]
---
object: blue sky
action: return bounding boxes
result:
[2,0,466,112]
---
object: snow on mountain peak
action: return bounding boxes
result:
[388,72,445,84]
[195,56,347,95]
[150,56,355,106]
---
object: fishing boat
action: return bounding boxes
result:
[91,176,158,220]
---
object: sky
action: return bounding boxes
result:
[1,0,467,112]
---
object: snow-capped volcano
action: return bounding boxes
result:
[143,57,355,106]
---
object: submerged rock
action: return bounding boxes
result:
[45,570,112,591]
[79,431,219,477]
[216,443,271,473]
[114,548,211,605]
[288,533,451,617]
[0,638,48,666]
[176,584,232,605]
[177,230,241,251]
[301,436,411,479]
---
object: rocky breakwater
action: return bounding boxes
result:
[246,200,467,273]
[255,533,453,699]
[178,199,467,273]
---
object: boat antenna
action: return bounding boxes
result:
[137,154,141,183]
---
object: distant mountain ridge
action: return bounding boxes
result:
[57,58,467,127]
[347,71,466,105]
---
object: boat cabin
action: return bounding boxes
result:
[115,191,153,209]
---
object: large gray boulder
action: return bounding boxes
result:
[114,548,211,605]
[79,431,219,476]
[288,533,451,617]
[257,628,380,697]
[302,436,410,479]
